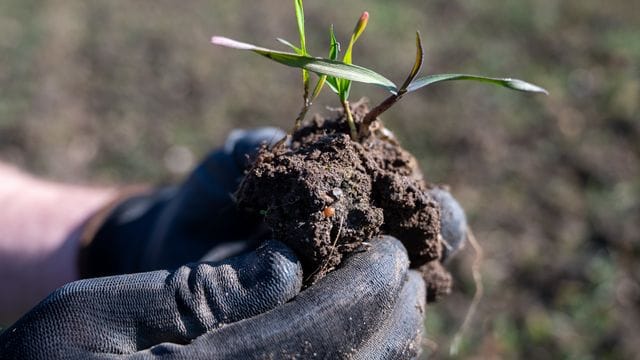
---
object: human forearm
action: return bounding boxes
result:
[0,163,115,325]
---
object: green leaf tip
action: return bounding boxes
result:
[501,78,549,94]
[407,73,548,95]
[211,36,256,50]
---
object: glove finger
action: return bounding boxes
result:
[0,241,301,358]
[185,127,286,204]
[140,236,411,359]
[354,270,427,360]
[141,128,285,271]
[226,127,286,169]
[163,240,302,334]
[428,187,467,261]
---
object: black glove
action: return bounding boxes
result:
[428,187,467,261]
[0,237,425,360]
[79,127,286,277]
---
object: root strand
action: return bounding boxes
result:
[449,226,484,356]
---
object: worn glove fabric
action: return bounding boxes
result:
[79,127,286,277]
[182,237,426,360]
[0,237,424,360]
[0,240,302,359]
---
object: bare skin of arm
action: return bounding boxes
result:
[0,163,115,325]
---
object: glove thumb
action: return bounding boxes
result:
[0,240,302,358]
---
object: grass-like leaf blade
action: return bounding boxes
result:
[311,74,327,100]
[326,76,340,93]
[211,36,397,92]
[293,1,310,100]
[329,25,340,61]
[277,38,303,55]
[294,0,306,53]
[399,31,424,93]
[326,25,341,94]
[407,74,548,94]
[340,12,369,100]
[343,12,369,65]
[312,25,341,99]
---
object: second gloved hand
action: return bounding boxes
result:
[79,127,286,277]
[1,237,425,359]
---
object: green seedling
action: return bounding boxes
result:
[279,0,312,131]
[326,11,370,139]
[211,1,547,141]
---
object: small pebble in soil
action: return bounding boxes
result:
[323,207,336,218]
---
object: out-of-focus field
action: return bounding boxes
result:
[1,0,638,358]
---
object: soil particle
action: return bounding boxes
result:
[420,261,453,302]
[236,102,451,299]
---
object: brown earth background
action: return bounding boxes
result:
[1,1,638,358]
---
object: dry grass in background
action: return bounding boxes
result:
[1,0,638,358]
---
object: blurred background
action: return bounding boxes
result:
[1,0,638,358]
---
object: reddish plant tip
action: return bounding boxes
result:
[352,11,369,40]
[357,11,370,29]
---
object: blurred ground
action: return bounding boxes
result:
[1,0,638,358]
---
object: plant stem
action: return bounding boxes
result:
[359,91,405,138]
[293,76,326,134]
[272,97,311,150]
[341,99,358,141]
[293,100,311,133]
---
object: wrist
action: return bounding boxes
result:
[0,165,117,325]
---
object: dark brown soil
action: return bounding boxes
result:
[236,102,451,301]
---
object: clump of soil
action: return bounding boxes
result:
[236,102,451,301]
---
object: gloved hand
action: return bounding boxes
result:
[78,127,468,277]
[0,237,425,359]
[79,127,286,277]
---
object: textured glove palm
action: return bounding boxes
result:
[0,237,425,359]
